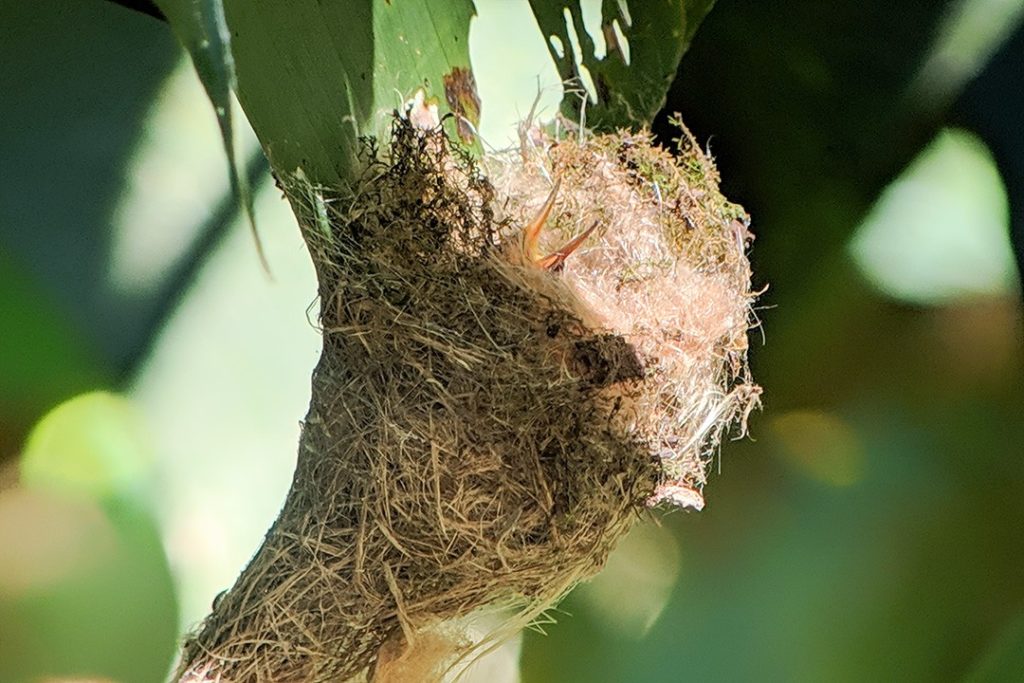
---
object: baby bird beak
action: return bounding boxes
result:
[535,221,599,271]
[521,177,561,265]
[520,178,597,271]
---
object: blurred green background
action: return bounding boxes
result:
[1,1,1022,681]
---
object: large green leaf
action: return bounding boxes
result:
[528,0,715,130]
[156,0,476,185]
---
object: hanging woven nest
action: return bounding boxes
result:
[178,115,760,683]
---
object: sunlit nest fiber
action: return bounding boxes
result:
[178,117,760,683]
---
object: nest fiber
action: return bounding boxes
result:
[178,119,759,682]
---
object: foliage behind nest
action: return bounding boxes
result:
[179,118,759,683]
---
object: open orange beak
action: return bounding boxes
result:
[521,178,598,271]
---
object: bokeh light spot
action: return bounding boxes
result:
[849,128,1018,305]
[0,488,115,596]
[768,410,865,487]
[20,392,154,499]
[577,520,682,638]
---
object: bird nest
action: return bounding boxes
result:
[178,117,760,682]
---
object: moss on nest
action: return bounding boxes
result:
[489,118,761,501]
[178,117,759,683]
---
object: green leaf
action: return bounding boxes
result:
[158,0,475,185]
[153,0,267,268]
[527,0,715,130]
[0,252,106,433]
[156,2,710,185]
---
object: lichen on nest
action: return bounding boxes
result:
[178,116,760,683]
